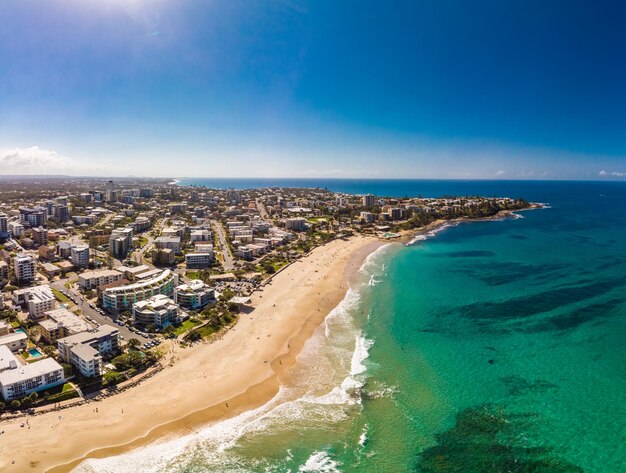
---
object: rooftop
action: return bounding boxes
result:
[0,357,63,385]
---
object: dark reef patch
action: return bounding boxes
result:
[519,298,622,333]
[499,375,558,396]
[450,277,626,325]
[415,406,582,473]
[433,250,496,258]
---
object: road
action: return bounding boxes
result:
[255,198,271,221]
[211,219,235,270]
[50,279,150,343]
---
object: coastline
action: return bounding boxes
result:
[397,204,543,244]
[0,235,384,473]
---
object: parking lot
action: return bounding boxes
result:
[51,280,150,343]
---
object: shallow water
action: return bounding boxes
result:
[76,181,626,473]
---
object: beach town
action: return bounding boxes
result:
[0,177,531,471]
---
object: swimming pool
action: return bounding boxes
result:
[15,328,26,334]
[28,348,43,358]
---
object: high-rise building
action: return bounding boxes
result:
[70,244,90,268]
[13,253,37,284]
[32,227,48,247]
[108,227,133,259]
[52,204,69,222]
[19,206,48,227]
[105,180,116,202]
[0,213,8,239]
[362,194,376,207]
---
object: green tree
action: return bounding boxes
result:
[127,338,141,350]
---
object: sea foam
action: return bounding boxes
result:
[73,240,388,473]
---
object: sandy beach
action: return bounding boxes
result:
[0,235,383,473]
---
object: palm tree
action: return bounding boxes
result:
[127,338,141,350]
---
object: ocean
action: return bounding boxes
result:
[76,180,626,473]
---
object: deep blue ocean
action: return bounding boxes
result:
[81,179,626,472]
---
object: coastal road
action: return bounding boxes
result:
[211,219,235,270]
[50,279,150,343]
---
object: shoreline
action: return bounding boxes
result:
[0,206,538,472]
[0,235,384,473]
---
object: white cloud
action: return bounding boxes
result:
[0,146,111,175]
[598,170,626,178]
[496,170,505,176]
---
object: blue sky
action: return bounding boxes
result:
[1,0,625,179]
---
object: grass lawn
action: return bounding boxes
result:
[174,319,201,336]
[52,288,71,304]
[186,271,201,280]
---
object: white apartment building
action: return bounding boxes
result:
[13,253,37,284]
[155,236,181,252]
[78,269,124,290]
[70,244,90,268]
[236,246,254,260]
[0,347,65,401]
[102,269,179,313]
[13,285,57,320]
[133,294,179,328]
[174,280,215,310]
[8,221,24,237]
[190,229,211,243]
[360,211,375,223]
[185,253,213,269]
[57,325,120,378]
[0,332,28,352]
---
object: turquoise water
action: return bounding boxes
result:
[15,328,26,334]
[28,348,43,358]
[76,181,626,473]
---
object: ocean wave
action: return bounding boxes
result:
[358,243,393,275]
[358,424,369,448]
[298,451,340,472]
[75,255,376,473]
[407,222,456,246]
[363,382,399,400]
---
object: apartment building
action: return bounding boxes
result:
[78,269,124,290]
[0,347,65,401]
[362,194,376,207]
[70,244,90,268]
[0,213,8,239]
[12,285,56,319]
[133,294,179,328]
[0,332,28,352]
[57,325,120,378]
[185,253,213,269]
[174,280,215,310]
[285,218,307,231]
[109,227,133,259]
[190,229,211,243]
[19,206,48,227]
[0,261,9,281]
[13,253,37,284]
[8,221,24,237]
[155,236,181,252]
[38,308,92,344]
[102,269,179,313]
